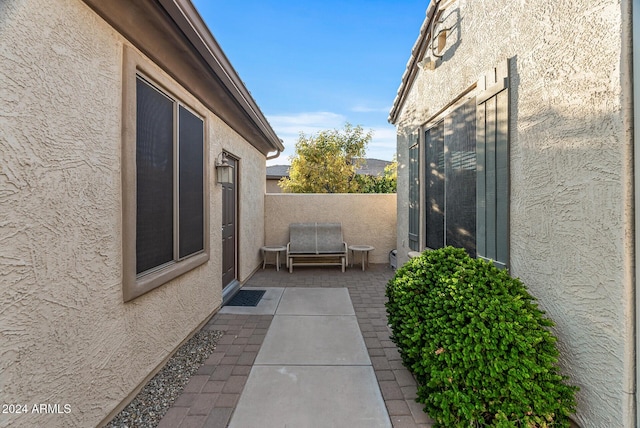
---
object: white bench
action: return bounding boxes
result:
[286,223,348,273]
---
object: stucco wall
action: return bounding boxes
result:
[394,1,630,426]
[0,0,266,426]
[264,193,397,265]
[266,178,283,193]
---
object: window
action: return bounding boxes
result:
[421,60,509,268]
[424,99,477,257]
[136,76,204,274]
[122,46,209,302]
[425,120,444,251]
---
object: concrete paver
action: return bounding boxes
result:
[229,366,390,428]
[275,287,355,315]
[255,315,370,365]
[235,287,384,426]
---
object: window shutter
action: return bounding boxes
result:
[408,138,420,251]
[476,60,509,269]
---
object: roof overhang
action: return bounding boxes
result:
[388,1,442,125]
[82,0,284,155]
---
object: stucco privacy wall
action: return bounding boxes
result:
[0,0,267,427]
[264,194,397,265]
[266,178,282,193]
[393,1,630,426]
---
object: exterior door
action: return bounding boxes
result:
[221,155,237,289]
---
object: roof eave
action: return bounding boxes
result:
[160,0,284,152]
[82,0,284,155]
[388,1,440,125]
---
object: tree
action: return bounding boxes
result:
[355,158,397,193]
[279,123,371,193]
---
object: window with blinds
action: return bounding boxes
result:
[424,99,477,257]
[136,76,205,276]
[425,120,445,251]
[419,60,509,267]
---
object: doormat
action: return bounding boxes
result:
[225,289,266,307]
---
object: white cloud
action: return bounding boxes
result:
[266,112,347,164]
[267,112,346,135]
[350,105,392,113]
[367,126,397,161]
[265,112,398,165]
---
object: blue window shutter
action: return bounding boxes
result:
[476,60,509,269]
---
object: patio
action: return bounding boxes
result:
[157,264,434,428]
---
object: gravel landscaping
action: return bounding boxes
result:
[105,329,223,428]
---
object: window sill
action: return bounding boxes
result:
[123,252,209,302]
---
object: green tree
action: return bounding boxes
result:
[355,158,397,193]
[279,123,371,193]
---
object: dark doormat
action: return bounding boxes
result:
[225,289,266,307]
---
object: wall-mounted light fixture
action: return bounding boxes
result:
[418,56,437,71]
[215,151,234,184]
[433,28,448,58]
[418,1,453,71]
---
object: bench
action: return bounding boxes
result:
[286,223,348,273]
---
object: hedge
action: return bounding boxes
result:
[385,247,577,427]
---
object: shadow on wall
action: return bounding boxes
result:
[437,6,462,66]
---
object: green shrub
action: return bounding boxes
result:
[385,247,577,427]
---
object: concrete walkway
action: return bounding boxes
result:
[229,287,390,427]
[158,265,434,428]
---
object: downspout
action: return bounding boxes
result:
[625,0,637,426]
[266,139,284,160]
[266,150,281,160]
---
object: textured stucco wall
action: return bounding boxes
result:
[0,0,266,426]
[211,121,268,282]
[264,194,397,264]
[266,178,283,193]
[393,1,631,426]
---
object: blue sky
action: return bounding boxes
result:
[191,1,428,165]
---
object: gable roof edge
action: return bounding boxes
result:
[82,0,284,156]
[388,1,440,125]
[159,0,284,153]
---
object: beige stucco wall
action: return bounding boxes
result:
[0,0,267,427]
[266,178,283,193]
[264,193,397,265]
[394,1,631,426]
